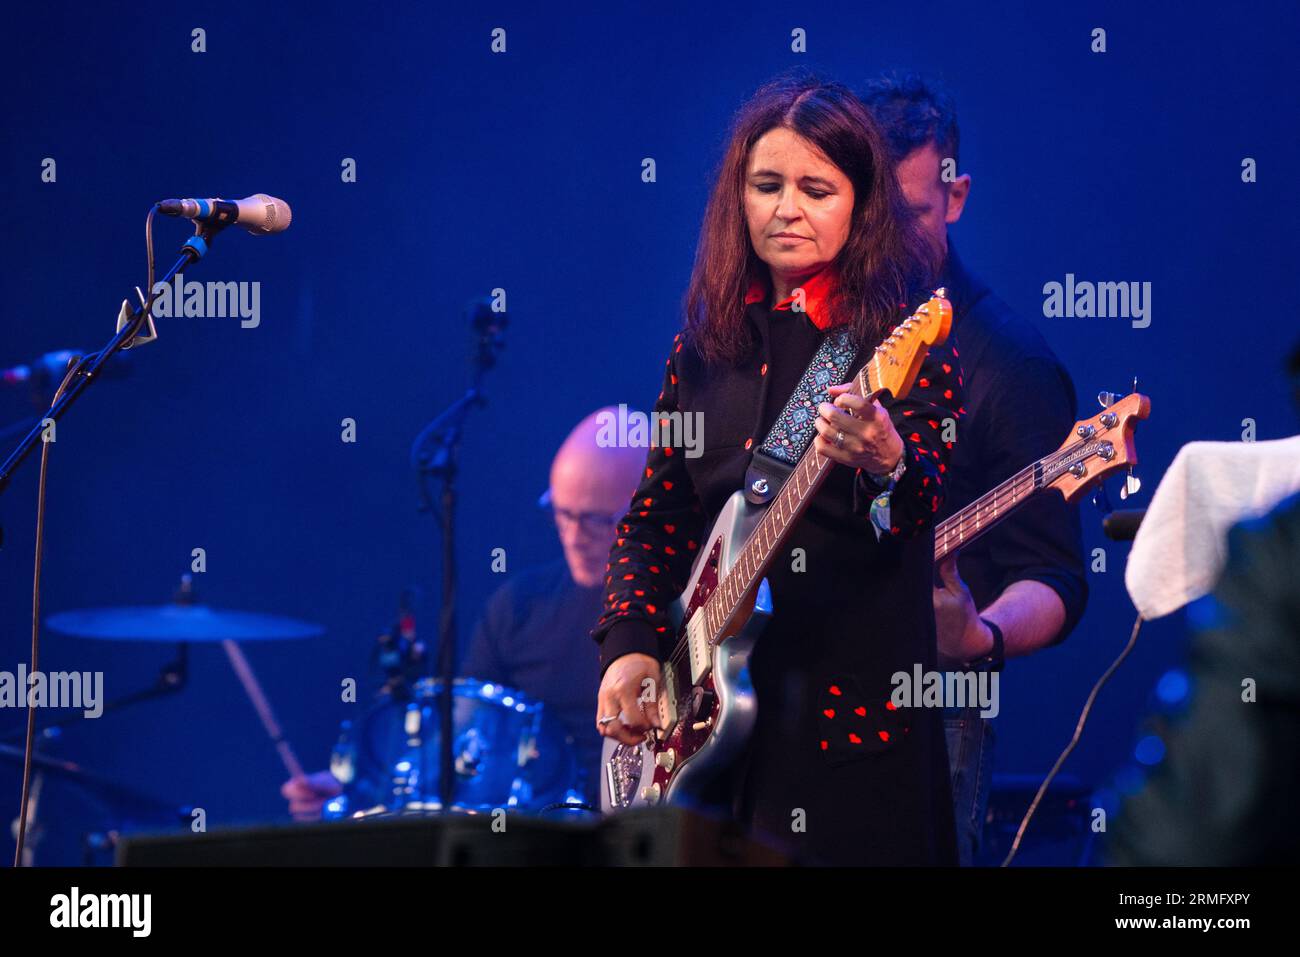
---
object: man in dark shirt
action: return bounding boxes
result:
[281,408,643,818]
[861,75,1089,864]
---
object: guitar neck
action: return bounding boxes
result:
[933,429,1112,561]
[933,460,1043,563]
[698,363,876,639]
[688,289,954,646]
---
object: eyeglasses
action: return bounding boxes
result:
[537,489,623,535]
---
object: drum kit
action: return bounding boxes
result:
[323,677,582,819]
[5,577,590,861]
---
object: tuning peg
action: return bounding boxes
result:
[1120,468,1141,500]
[1097,391,1120,409]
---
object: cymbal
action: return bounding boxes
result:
[45,605,323,642]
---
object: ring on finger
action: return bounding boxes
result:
[835,429,845,450]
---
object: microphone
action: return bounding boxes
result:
[157,193,292,235]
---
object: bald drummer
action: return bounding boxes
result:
[282,408,645,819]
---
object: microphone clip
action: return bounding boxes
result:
[115,286,157,350]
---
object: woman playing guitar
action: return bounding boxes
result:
[592,74,965,865]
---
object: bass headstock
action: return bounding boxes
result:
[1043,392,1151,503]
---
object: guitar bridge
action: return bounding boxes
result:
[605,743,645,809]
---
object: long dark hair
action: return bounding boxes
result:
[684,72,938,365]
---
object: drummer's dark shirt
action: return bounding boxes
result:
[461,561,605,799]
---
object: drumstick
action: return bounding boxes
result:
[220,639,306,781]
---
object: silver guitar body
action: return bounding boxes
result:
[600,489,773,813]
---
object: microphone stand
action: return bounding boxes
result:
[0,221,220,498]
[0,214,223,865]
[410,300,506,811]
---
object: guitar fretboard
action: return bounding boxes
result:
[934,462,1042,562]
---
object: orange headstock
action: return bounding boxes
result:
[859,289,953,401]
[1043,392,1151,503]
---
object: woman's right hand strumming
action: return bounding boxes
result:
[595,653,663,746]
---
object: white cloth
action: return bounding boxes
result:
[1125,435,1300,619]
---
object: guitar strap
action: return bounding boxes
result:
[743,325,859,506]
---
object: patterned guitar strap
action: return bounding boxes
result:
[743,325,859,507]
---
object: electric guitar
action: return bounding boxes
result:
[603,290,953,809]
[604,383,1151,810]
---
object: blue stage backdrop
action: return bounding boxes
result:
[1,1,1296,863]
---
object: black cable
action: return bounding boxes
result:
[1000,612,1145,867]
[12,356,83,867]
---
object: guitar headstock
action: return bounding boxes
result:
[859,289,953,401]
[1043,392,1151,503]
